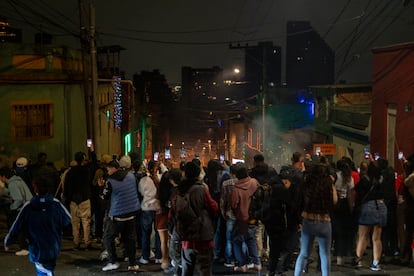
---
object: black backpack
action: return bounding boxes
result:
[173,184,204,240]
[248,183,272,224]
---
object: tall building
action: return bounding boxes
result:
[0,18,22,43]
[179,66,228,159]
[286,21,334,88]
[133,70,172,154]
[245,41,282,90]
[181,66,223,108]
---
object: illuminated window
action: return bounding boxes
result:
[11,101,53,141]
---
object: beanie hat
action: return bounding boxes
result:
[119,155,131,169]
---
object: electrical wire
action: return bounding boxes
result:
[338,0,373,74]
[5,0,80,38]
[322,0,351,39]
[336,1,406,79]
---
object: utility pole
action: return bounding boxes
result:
[78,0,93,144]
[89,3,100,158]
[229,43,268,154]
[78,1,100,157]
[261,44,267,154]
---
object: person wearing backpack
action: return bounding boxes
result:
[172,161,218,276]
[262,169,291,276]
[231,162,262,272]
[249,154,278,262]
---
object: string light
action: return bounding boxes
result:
[113,76,123,128]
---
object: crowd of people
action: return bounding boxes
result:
[2,147,414,276]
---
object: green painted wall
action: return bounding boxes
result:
[0,83,87,168]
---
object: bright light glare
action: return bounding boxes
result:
[233,68,240,74]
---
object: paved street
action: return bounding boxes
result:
[1,211,414,276]
[1,233,414,276]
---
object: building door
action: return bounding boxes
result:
[387,104,396,167]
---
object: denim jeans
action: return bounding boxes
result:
[213,214,225,259]
[225,218,235,263]
[294,219,331,276]
[232,221,261,266]
[141,210,161,260]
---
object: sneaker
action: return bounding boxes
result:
[155,258,162,264]
[247,263,254,269]
[128,265,140,271]
[352,257,362,268]
[15,249,29,256]
[163,266,176,274]
[224,262,235,267]
[369,263,381,271]
[102,262,120,271]
[124,257,129,262]
[139,257,149,264]
[234,265,247,272]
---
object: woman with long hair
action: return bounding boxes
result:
[353,161,388,271]
[332,159,355,265]
[294,163,338,276]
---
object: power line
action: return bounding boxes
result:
[6,0,80,38]
[322,0,351,39]
[98,28,317,46]
[338,0,373,73]
[336,1,405,78]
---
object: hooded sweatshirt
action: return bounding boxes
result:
[231,176,259,222]
[138,174,160,211]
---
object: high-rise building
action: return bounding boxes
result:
[0,18,22,43]
[181,66,223,108]
[286,21,334,88]
[245,41,282,90]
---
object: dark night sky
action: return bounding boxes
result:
[2,0,414,85]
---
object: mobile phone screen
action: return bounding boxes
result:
[364,148,370,159]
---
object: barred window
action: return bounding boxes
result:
[11,101,53,141]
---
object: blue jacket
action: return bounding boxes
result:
[4,194,71,263]
[103,170,140,217]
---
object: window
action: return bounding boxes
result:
[11,101,53,141]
